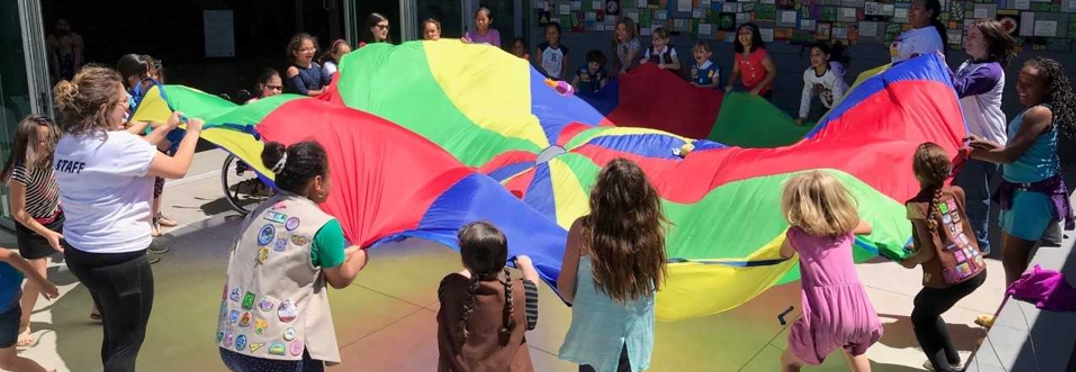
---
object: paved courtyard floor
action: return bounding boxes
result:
[8,150,1019,371]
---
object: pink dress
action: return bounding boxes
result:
[786,228,883,365]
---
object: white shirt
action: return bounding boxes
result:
[539,43,568,79]
[799,65,848,119]
[55,130,158,253]
[322,61,338,77]
[955,61,1007,144]
[890,27,944,63]
[642,45,677,65]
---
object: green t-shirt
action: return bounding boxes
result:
[311,219,347,269]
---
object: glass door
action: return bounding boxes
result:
[0,0,51,228]
[417,0,466,39]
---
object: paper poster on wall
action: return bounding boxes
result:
[536,1,549,9]
[839,7,858,21]
[1034,19,1058,36]
[587,11,598,20]
[1065,0,1076,12]
[693,9,704,17]
[997,10,1020,35]
[859,21,878,36]
[737,12,751,24]
[656,9,668,19]
[699,23,714,34]
[832,26,848,39]
[761,0,776,4]
[894,7,909,23]
[1020,11,1035,35]
[775,27,794,39]
[947,28,963,44]
[801,19,816,30]
[723,2,740,12]
[719,12,737,29]
[974,6,988,19]
[204,10,235,58]
[817,21,832,39]
[760,27,775,41]
[626,10,640,22]
[560,4,572,15]
[1015,0,1031,10]
[678,0,693,12]
[779,9,798,25]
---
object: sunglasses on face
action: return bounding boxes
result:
[266,85,283,91]
[376,24,390,30]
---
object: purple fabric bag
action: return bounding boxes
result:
[1007,265,1076,312]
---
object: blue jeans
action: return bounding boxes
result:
[954,159,999,254]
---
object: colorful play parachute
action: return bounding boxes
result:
[131,41,965,321]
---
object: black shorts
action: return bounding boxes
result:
[16,213,65,260]
[0,305,21,348]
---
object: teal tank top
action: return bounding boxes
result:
[558,257,654,372]
[1003,105,1060,183]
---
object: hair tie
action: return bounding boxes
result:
[272,153,288,174]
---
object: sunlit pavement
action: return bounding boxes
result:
[9,150,1015,371]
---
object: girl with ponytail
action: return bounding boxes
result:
[437,221,539,371]
[902,143,987,372]
[890,0,946,63]
[218,141,367,371]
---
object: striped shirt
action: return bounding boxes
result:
[10,162,60,219]
[439,278,539,330]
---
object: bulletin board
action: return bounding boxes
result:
[534,0,1076,51]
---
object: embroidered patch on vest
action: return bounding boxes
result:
[273,238,288,252]
[255,318,268,336]
[257,247,270,264]
[224,330,234,347]
[250,343,264,353]
[268,342,286,355]
[230,287,242,302]
[258,225,275,246]
[258,298,274,312]
[235,334,247,351]
[284,327,296,341]
[217,331,224,343]
[242,292,256,309]
[290,234,310,246]
[278,300,297,323]
[285,217,301,231]
[239,312,252,327]
[229,310,240,324]
[264,211,288,224]
[951,212,961,223]
[938,202,950,214]
[289,341,304,356]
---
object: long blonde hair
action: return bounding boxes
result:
[781,171,861,237]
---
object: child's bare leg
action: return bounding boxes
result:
[17,259,48,346]
[842,349,872,372]
[0,346,49,372]
[780,349,804,372]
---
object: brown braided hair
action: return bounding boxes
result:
[912,142,952,230]
[500,267,516,341]
[456,221,514,344]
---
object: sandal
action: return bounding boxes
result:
[151,217,163,237]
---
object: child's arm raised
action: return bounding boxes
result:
[557,218,585,304]
[0,249,57,300]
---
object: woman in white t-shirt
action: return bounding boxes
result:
[52,66,202,372]
[890,0,946,64]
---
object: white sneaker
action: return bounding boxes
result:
[923,360,962,371]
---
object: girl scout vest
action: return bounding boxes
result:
[217,193,340,364]
[437,274,533,372]
[647,45,679,73]
[907,186,986,289]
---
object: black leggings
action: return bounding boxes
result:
[65,247,154,372]
[913,271,986,372]
[579,344,631,372]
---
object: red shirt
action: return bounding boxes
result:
[735,48,772,94]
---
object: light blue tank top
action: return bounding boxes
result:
[1003,105,1060,183]
[558,257,654,372]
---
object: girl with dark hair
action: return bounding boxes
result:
[725,23,778,99]
[217,141,368,372]
[285,33,330,97]
[611,17,641,77]
[246,68,283,104]
[319,39,351,78]
[511,37,531,60]
[361,13,392,47]
[1,116,68,348]
[462,7,501,47]
[968,57,1076,327]
[536,22,570,80]
[437,222,540,371]
[424,18,442,41]
[116,53,179,240]
[890,0,946,63]
[952,19,1017,255]
[558,158,666,372]
[797,42,850,124]
[902,143,987,372]
[53,66,202,371]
